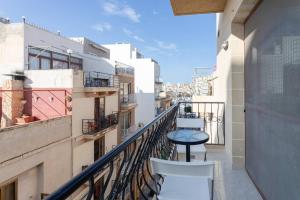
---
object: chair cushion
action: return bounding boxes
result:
[177,144,206,153]
[158,175,210,200]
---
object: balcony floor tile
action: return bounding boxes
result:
[206,148,262,200]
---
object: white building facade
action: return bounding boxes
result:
[103,43,161,126]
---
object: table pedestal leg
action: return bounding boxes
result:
[186,145,191,162]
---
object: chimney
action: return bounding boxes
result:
[1,73,25,128]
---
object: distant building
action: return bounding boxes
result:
[103,43,161,126]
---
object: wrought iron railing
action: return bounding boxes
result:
[178,102,225,145]
[84,71,119,88]
[82,113,119,135]
[46,104,178,200]
[46,102,225,199]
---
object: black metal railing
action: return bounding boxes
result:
[120,94,136,105]
[84,71,119,88]
[46,104,178,200]
[178,102,225,145]
[46,102,225,199]
[116,66,134,76]
[82,113,119,135]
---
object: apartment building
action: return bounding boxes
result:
[155,79,172,115]
[115,61,137,142]
[103,43,161,126]
[0,19,119,199]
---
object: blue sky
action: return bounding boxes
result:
[0,0,216,83]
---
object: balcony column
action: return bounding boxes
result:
[230,23,245,169]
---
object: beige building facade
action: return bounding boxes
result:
[0,20,120,199]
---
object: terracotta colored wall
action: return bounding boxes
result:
[23,88,72,120]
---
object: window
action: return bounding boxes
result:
[52,53,68,61]
[120,112,131,130]
[70,64,81,70]
[41,58,51,69]
[53,60,68,69]
[28,47,82,70]
[0,181,16,200]
[94,137,105,161]
[29,56,39,70]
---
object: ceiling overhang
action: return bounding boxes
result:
[170,0,227,15]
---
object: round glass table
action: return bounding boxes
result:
[167,129,209,162]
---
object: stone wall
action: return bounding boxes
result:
[1,79,24,127]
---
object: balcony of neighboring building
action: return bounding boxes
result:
[115,63,134,78]
[27,46,118,95]
[81,113,118,138]
[120,94,137,111]
[121,125,138,142]
[83,71,119,95]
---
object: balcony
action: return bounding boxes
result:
[82,113,118,136]
[120,94,137,111]
[116,66,134,77]
[46,102,262,199]
[121,125,138,141]
[83,71,119,95]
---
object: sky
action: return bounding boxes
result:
[0,0,216,83]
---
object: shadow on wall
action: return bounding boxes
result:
[23,89,72,120]
[0,91,2,120]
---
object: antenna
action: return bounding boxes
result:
[21,16,26,23]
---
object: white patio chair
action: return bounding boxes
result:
[150,158,214,200]
[176,117,207,161]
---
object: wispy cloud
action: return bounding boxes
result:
[153,10,159,15]
[154,40,177,51]
[144,46,173,57]
[102,1,141,23]
[123,28,145,42]
[92,22,112,32]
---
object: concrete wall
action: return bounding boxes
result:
[131,59,156,125]
[191,0,258,168]
[0,116,72,198]
[105,94,119,115]
[73,141,94,176]
[214,0,259,168]
[0,116,71,163]
[103,44,134,61]
[71,37,110,59]
[105,129,118,152]
[24,69,74,88]
[71,96,94,137]
[0,23,24,80]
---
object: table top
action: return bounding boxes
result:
[167,129,209,145]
